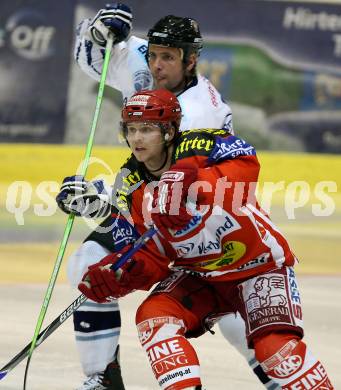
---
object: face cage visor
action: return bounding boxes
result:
[119,121,172,143]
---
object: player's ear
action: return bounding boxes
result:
[165,126,176,142]
[185,53,197,73]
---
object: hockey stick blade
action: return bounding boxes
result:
[0,227,157,381]
[0,294,87,381]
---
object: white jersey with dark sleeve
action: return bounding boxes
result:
[74,19,233,132]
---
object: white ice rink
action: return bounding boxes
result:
[0,276,340,389]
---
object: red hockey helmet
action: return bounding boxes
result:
[121,89,182,129]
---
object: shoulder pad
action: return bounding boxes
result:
[174,128,229,161]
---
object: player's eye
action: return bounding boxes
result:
[148,52,156,61]
[140,126,155,134]
[126,127,137,135]
[162,53,174,61]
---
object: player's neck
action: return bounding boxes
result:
[167,75,194,96]
[172,75,197,96]
[145,145,174,177]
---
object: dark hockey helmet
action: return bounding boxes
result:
[121,89,182,139]
[147,15,203,61]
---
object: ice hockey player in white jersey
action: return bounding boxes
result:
[75,5,232,132]
[66,3,279,389]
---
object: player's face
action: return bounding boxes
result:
[148,45,186,92]
[126,122,165,170]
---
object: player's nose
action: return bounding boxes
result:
[151,56,163,70]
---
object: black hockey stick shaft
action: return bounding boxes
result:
[0,294,87,380]
[0,227,157,381]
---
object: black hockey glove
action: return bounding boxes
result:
[56,175,111,218]
[89,3,132,46]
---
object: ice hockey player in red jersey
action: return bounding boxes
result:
[77,89,334,390]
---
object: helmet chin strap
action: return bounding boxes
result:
[146,146,169,173]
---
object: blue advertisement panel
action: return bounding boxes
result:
[1,0,340,151]
[121,0,341,70]
[0,1,74,143]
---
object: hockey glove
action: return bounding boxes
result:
[78,249,147,302]
[152,163,198,239]
[56,175,111,218]
[89,3,132,46]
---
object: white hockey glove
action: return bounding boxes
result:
[88,3,132,46]
[56,175,111,218]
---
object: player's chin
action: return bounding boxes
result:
[133,151,147,162]
[154,78,169,90]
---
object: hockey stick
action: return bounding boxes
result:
[22,33,115,390]
[0,227,157,382]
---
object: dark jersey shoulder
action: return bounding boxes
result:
[120,154,143,184]
[120,153,159,184]
[115,155,142,213]
[173,128,229,162]
[116,153,159,213]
